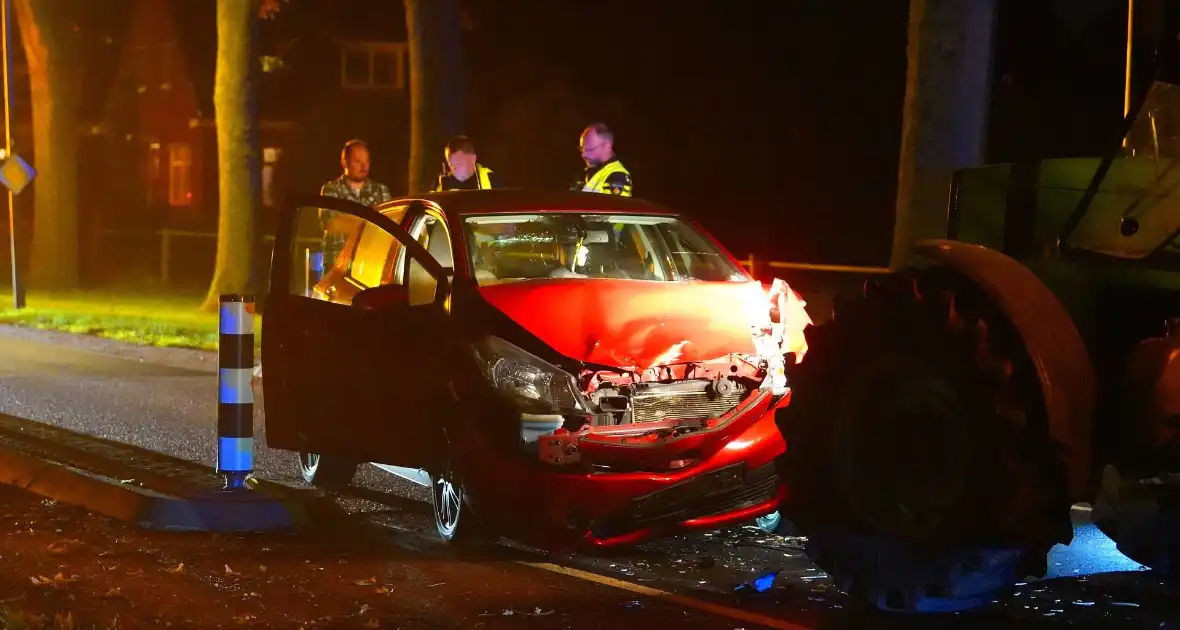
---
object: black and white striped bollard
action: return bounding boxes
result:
[218,294,255,490]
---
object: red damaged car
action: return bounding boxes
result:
[262,189,810,550]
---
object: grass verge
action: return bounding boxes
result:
[0,289,262,352]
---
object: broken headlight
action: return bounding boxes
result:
[472,336,588,417]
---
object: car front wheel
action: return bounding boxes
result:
[430,457,490,543]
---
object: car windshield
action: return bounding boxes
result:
[462,213,747,286]
[1064,80,1180,260]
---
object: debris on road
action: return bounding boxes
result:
[0,483,739,628]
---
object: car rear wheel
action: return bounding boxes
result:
[298,452,357,491]
[430,456,490,543]
[777,269,1072,613]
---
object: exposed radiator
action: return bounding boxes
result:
[630,380,749,424]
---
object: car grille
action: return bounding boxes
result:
[590,462,780,539]
[630,383,749,424]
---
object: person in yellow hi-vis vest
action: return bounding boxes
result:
[434,135,503,191]
[573,122,632,197]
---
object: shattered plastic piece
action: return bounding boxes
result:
[745,278,812,395]
[735,571,779,593]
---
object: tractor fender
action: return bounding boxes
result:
[912,239,1096,503]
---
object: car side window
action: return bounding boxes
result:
[405,212,453,306]
[348,225,394,288]
[296,202,414,306]
[345,203,410,289]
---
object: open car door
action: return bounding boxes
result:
[263,195,452,469]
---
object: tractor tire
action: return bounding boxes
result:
[777,268,1074,613]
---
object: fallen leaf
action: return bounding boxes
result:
[233,614,256,624]
[374,586,392,594]
[224,565,237,575]
[354,577,377,586]
[104,587,122,597]
[46,539,82,555]
[167,563,184,573]
[259,565,267,573]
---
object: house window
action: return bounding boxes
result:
[340,42,406,90]
[262,147,281,207]
[167,143,192,206]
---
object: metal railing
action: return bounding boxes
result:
[736,254,891,278]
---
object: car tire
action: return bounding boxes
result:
[776,269,1073,613]
[430,455,490,544]
[298,452,357,491]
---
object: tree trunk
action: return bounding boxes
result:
[202,0,262,312]
[405,0,465,194]
[890,0,997,269]
[13,0,80,289]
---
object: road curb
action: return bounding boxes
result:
[0,440,314,533]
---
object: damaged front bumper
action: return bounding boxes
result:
[461,391,788,549]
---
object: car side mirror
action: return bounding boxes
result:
[353,283,409,311]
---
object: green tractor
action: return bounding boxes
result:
[777,9,1180,614]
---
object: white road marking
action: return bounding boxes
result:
[518,561,814,630]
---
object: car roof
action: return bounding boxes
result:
[378,188,680,219]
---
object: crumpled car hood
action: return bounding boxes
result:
[477,278,773,371]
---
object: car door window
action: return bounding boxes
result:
[348,225,394,288]
[405,212,453,306]
[294,203,419,306]
[346,203,410,288]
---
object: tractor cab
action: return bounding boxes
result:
[947,7,1180,275]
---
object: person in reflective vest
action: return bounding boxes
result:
[434,135,503,191]
[573,122,632,196]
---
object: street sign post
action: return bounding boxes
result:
[1,0,21,310]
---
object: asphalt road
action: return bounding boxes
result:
[0,325,1176,629]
